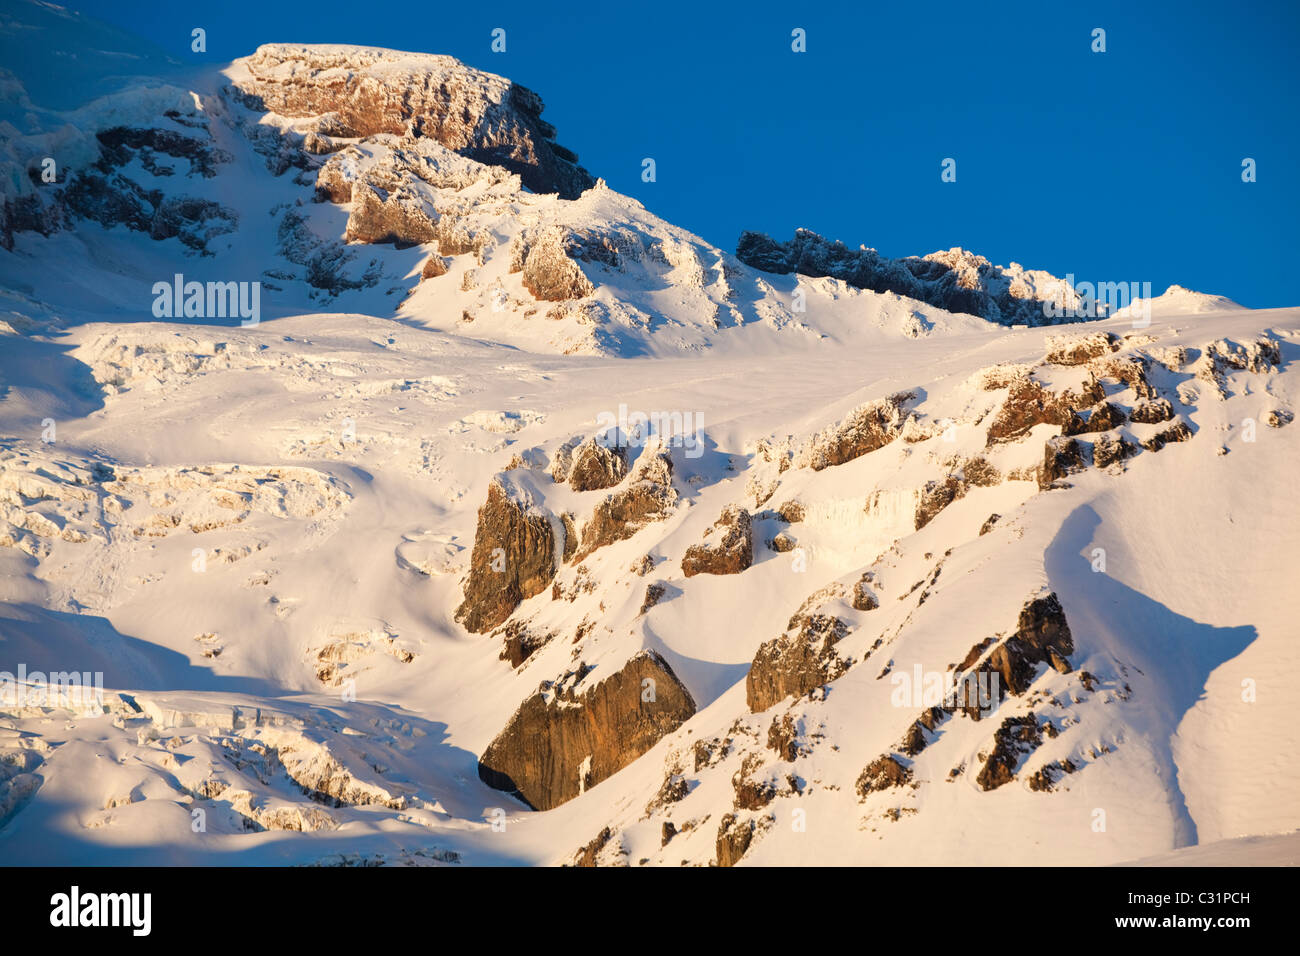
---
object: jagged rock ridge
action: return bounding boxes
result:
[737,228,1097,326]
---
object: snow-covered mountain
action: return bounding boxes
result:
[1,1,1297,867]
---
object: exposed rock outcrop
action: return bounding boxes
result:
[988,376,1104,444]
[572,826,614,867]
[639,583,666,615]
[794,392,915,470]
[26,120,239,254]
[855,754,912,797]
[682,505,753,577]
[736,228,1098,327]
[420,253,448,279]
[767,713,800,761]
[1096,356,1156,400]
[496,621,553,668]
[514,227,597,301]
[900,707,947,756]
[1038,436,1086,489]
[566,438,627,492]
[955,593,1075,715]
[316,135,511,250]
[1140,420,1193,451]
[774,500,805,523]
[1045,331,1119,365]
[573,451,676,561]
[345,180,439,245]
[747,614,851,712]
[455,480,558,634]
[715,813,757,867]
[1093,432,1137,469]
[767,531,796,553]
[229,44,595,198]
[1265,409,1294,428]
[1192,337,1281,396]
[915,476,965,531]
[1062,401,1126,436]
[915,457,1001,530]
[478,650,696,810]
[1027,758,1078,793]
[851,574,879,611]
[976,715,1043,791]
[1130,397,1174,424]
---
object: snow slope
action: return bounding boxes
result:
[0,3,1296,867]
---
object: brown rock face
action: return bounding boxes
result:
[767,713,799,761]
[1265,409,1294,428]
[566,438,627,492]
[799,393,914,470]
[1141,420,1193,451]
[1038,436,1086,489]
[775,500,806,523]
[1045,331,1118,365]
[732,773,778,811]
[315,136,511,251]
[767,531,797,553]
[962,593,1075,706]
[1027,758,1078,792]
[344,181,439,245]
[987,377,1105,444]
[229,44,595,198]
[454,481,558,634]
[1097,356,1156,399]
[1063,401,1126,436]
[855,754,912,797]
[639,583,666,615]
[976,715,1043,791]
[851,573,879,611]
[1130,397,1174,424]
[916,475,965,530]
[900,710,944,756]
[715,813,756,867]
[682,506,754,577]
[516,228,596,301]
[1092,432,1137,469]
[477,650,696,811]
[420,253,448,279]
[497,621,552,668]
[573,452,677,561]
[572,826,614,867]
[747,614,850,712]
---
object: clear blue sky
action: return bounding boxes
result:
[49,0,1300,307]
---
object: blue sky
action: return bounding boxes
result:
[46,0,1300,306]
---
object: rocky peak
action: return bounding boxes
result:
[736,227,1089,326]
[226,44,595,198]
